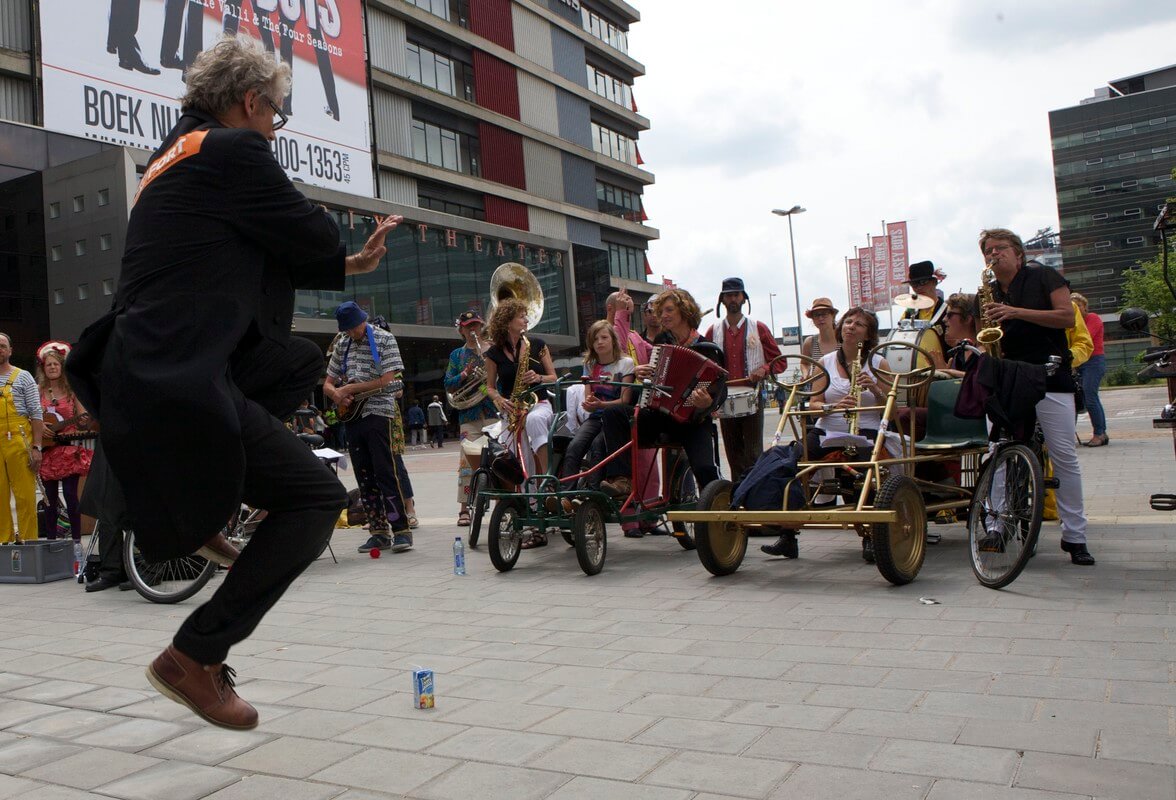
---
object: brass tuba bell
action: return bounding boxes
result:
[489,262,544,329]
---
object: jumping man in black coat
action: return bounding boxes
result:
[67,37,401,730]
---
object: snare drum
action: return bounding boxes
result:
[885,327,945,407]
[719,386,759,418]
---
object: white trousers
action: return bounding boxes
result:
[501,400,554,476]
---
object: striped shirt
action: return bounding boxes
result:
[1,368,43,422]
[326,326,404,420]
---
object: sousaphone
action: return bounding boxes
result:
[489,262,544,328]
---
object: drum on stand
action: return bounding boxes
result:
[885,320,945,407]
[719,386,758,419]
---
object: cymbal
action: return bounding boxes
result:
[893,293,934,311]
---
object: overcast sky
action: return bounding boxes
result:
[631,1,1176,335]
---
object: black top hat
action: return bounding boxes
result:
[908,260,935,283]
[717,277,750,316]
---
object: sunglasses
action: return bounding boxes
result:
[944,310,969,320]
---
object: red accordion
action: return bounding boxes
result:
[639,345,728,423]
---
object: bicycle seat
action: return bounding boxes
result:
[297,433,325,448]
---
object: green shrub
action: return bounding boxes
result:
[1104,365,1145,386]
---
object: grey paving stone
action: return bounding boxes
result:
[411,762,569,800]
[643,751,795,798]
[2,786,97,800]
[21,746,159,790]
[878,667,994,694]
[621,693,741,721]
[0,774,39,799]
[143,727,272,765]
[221,736,363,778]
[804,685,921,712]
[433,699,558,730]
[94,760,240,800]
[915,691,1038,722]
[1015,751,1176,798]
[745,728,885,769]
[925,779,1091,800]
[869,739,1020,784]
[427,726,562,765]
[1109,679,1176,706]
[544,775,691,800]
[310,748,457,796]
[529,685,647,712]
[202,774,347,800]
[262,708,377,740]
[988,674,1109,701]
[527,737,672,781]
[948,653,1057,675]
[768,764,931,800]
[7,708,122,740]
[633,717,767,755]
[956,718,1098,757]
[721,701,845,731]
[65,687,152,712]
[1038,697,1172,733]
[529,708,658,741]
[72,717,192,750]
[782,663,890,687]
[281,685,388,712]
[1053,657,1169,682]
[0,699,60,728]
[336,715,467,752]
[0,738,81,772]
[705,677,815,705]
[1096,730,1176,767]
[443,676,556,703]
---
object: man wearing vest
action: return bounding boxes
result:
[705,278,784,483]
[0,333,44,542]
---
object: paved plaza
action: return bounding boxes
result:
[0,385,1174,800]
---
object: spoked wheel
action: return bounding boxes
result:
[487,498,525,572]
[871,475,926,586]
[467,470,490,548]
[668,456,698,551]
[122,530,217,604]
[968,443,1043,589]
[572,500,607,576]
[693,479,747,577]
[762,353,831,398]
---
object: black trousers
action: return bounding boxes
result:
[345,413,410,533]
[107,0,144,60]
[160,0,203,68]
[79,440,129,583]
[428,425,445,447]
[172,335,344,664]
[601,407,720,490]
[559,417,604,483]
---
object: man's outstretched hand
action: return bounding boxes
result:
[345,215,403,275]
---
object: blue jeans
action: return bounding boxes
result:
[1078,354,1107,436]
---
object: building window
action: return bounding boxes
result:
[408,0,449,20]
[1153,145,1170,154]
[48,202,60,219]
[591,122,636,165]
[97,188,110,207]
[417,194,485,221]
[1124,208,1142,216]
[596,180,643,222]
[99,233,112,251]
[77,283,89,301]
[1122,180,1138,188]
[1091,213,1109,221]
[72,195,85,212]
[581,7,628,52]
[1094,241,1112,249]
[405,42,474,101]
[606,242,643,281]
[1118,152,1135,159]
[53,288,65,305]
[406,0,469,26]
[1126,236,1145,245]
[50,245,62,262]
[102,278,115,295]
[410,119,479,176]
[586,64,632,108]
[1085,158,1102,166]
[1097,268,1115,276]
[74,239,86,256]
[1090,185,1105,193]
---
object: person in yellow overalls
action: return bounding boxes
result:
[0,333,45,542]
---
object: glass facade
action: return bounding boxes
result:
[596,180,643,222]
[591,122,636,165]
[581,7,628,53]
[606,241,643,281]
[411,119,480,176]
[405,41,475,103]
[586,64,631,109]
[294,210,570,337]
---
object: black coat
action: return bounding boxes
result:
[67,109,345,559]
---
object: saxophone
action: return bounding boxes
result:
[976,261,1004,358]
[847,341,864,436]
[507,335,534,433]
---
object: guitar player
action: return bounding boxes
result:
[323,301,414,554]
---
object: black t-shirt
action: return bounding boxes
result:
[486,336,550,401]
[995,263,1074,393]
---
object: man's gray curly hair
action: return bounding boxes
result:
[181,36,291,117]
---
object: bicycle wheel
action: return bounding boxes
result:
[468,469,490,548]
[872,475,926,586]
[668,456,698,551]
[572,499,607,576]
[693,479,746,577]
[487,497,525,572]
[968,443,1043,589]
[122,530,218,604]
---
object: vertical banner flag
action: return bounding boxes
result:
[847,258,862,308]
[859,246,875,312]
[872,235,891,310]
[886,221,909,299]
[40,0,374,197]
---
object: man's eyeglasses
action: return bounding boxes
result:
[262,95,287,131]
[982,244,1013,256]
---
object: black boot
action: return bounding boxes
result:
[1060,540,1095,565]
[760,531,798,559]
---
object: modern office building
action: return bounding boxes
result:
[1049,64,1176,365]
[0,0,660,393]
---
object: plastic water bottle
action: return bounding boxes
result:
[452,536,466,576]
[73,541,83,577]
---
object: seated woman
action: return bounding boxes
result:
[599,289,725,525]
[483,299,558,524]
[560,321,635,487]
[931,292,982,378]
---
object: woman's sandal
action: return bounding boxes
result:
[521,531,548,549]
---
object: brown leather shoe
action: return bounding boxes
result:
[196,531,240,567]
[146,645,258,730]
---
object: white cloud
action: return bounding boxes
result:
[630,0,1176,335]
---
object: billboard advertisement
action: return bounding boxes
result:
[40,0,373,197]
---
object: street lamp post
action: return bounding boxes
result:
[772,206,806,345]
[768,292,777,341]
